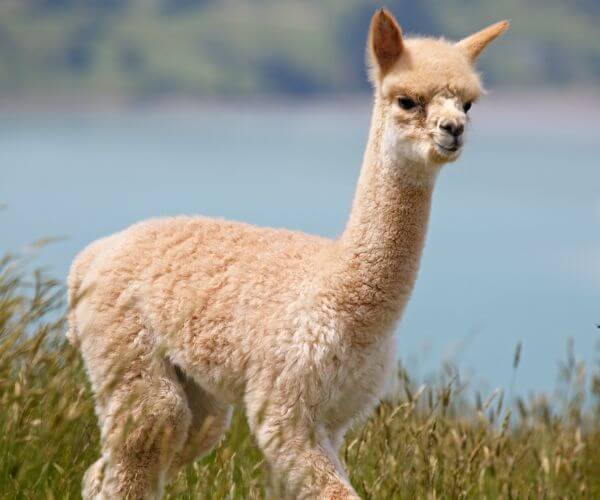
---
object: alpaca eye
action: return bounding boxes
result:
[463,101,472,113]
[398,97,417,110]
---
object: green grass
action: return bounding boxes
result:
[1,254,599,499]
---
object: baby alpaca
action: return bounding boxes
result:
[68,10,508,499]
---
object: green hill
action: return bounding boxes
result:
[0,0,598,97]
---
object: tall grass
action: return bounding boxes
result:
[0,253,598,499]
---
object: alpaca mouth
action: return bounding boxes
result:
[434,141,461,155]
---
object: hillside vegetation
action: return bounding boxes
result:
[0,0,598,98]
[1,252,599,498]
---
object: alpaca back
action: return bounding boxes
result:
[67,216,331,350]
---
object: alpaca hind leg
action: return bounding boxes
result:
[169,369,232,476]
[89,362,192,500]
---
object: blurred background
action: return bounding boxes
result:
[0,0,598,97]
[1,0,598,396]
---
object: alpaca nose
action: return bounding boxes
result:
[439,120,464,138]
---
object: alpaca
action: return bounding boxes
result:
[68,9,508,499]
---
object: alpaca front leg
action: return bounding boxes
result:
[252,417,359,499]
[267,435,358,499]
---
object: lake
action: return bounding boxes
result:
[1,92,598,397]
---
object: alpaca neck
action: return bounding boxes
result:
[328,100,439,334]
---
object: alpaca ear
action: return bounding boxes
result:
[368,8,404,81]
[456,20,509,62]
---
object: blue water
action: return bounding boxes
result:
[1,99,598,396]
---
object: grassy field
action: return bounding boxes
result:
[1,253,599,499]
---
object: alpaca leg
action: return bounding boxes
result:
[261,426,357,500]
[326,424,353,488]
[82,457,105,499]
[247,406,358,500]
[88,363,192,500]
[168,369,232,476]
[329,426,348,456]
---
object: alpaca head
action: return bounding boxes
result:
[368,9,508,167]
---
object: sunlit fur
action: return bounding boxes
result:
[68,9,507,500]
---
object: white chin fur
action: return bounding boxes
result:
[381,125,441,185]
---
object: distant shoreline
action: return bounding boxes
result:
[1,87,598,111]
[2,87,599,139]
